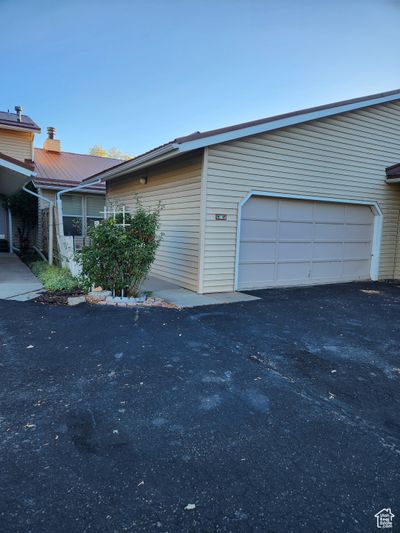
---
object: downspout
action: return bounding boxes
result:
[23,185,54,266]
[55,179,102,238]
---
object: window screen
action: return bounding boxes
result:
[87,196,105,218]
[62,195,83,216]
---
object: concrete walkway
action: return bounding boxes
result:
[0,253,43,300]
[142,275,260,307]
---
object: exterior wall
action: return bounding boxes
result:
[203,101,400,292]
[37,189,56,250]
[107,153,203,291]
[0,128,33,161]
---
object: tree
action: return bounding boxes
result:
[8,182,38,251]
[89,145,131,160]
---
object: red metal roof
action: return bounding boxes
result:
[0,111,40,132]
[33,148,122,190]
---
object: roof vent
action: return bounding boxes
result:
[14,105,22,123]
[43,126,61,153]
[47,126,55,140]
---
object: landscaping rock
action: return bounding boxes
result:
[67,296,86,306]
[105,295,146,306]
[87,290,112,302]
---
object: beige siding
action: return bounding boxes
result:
[0,128,33,161]
[107,153,202,291]
[203,102,400,292]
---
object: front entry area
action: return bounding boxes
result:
[0,202,9,252]
[237,195,377,291]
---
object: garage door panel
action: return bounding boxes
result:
[313,242,343,260]
[343,241,371,259]
[279,199,313,221]
[314,203,345,222]
[276,262,311,283]
[238,263,275,286]
[345,205,374,223]
[240,242,275,262]
[279,222,314,240]
[344,224,373,240]
[311,261,343,279]
[238,196,374,290]
[244,197,278,219]
[278,242,313,261]
[241,219,277,240]
[342,260,370,277]
[314,223,346,241]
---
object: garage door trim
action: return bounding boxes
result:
[234,191,383,290]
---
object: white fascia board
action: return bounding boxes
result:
[85,143,179,185]
[385,178,400,184]
[0,158,35,177]
[178,92,400,152]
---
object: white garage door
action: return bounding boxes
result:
[237,196,375,290]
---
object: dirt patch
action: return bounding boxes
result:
[33,290,85,306]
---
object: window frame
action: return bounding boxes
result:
[62,193,105,237]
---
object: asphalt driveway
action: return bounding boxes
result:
[0,282,399,532]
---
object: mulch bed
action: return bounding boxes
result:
[33,290,85,306]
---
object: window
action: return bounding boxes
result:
[86,195,105,228]
[62,195,83,236]
[62,194,105,237]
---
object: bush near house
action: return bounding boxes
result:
[77,204,161,296]
[31,261,80,291]
[8,183,38,251]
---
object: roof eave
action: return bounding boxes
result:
[0,123,41,134]
[178,91,400,152]
[33,181,105,193]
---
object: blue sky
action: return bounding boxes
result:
[1,0,400,157]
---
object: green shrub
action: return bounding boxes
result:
[77,202,161,296]
[31,261,80,291]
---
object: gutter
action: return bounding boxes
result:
[56,179,102,238]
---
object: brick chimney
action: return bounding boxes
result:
[43,126,61,152]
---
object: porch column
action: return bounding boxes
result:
[7,208,13,253]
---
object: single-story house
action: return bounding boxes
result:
[82,88,400,294]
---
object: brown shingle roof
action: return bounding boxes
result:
[0,111,40,132]
[34,148,122,190]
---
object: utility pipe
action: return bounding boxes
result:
[23,185,54,265]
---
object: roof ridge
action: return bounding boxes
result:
[34,147,123,162]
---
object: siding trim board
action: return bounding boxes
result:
[233,192,383,291]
